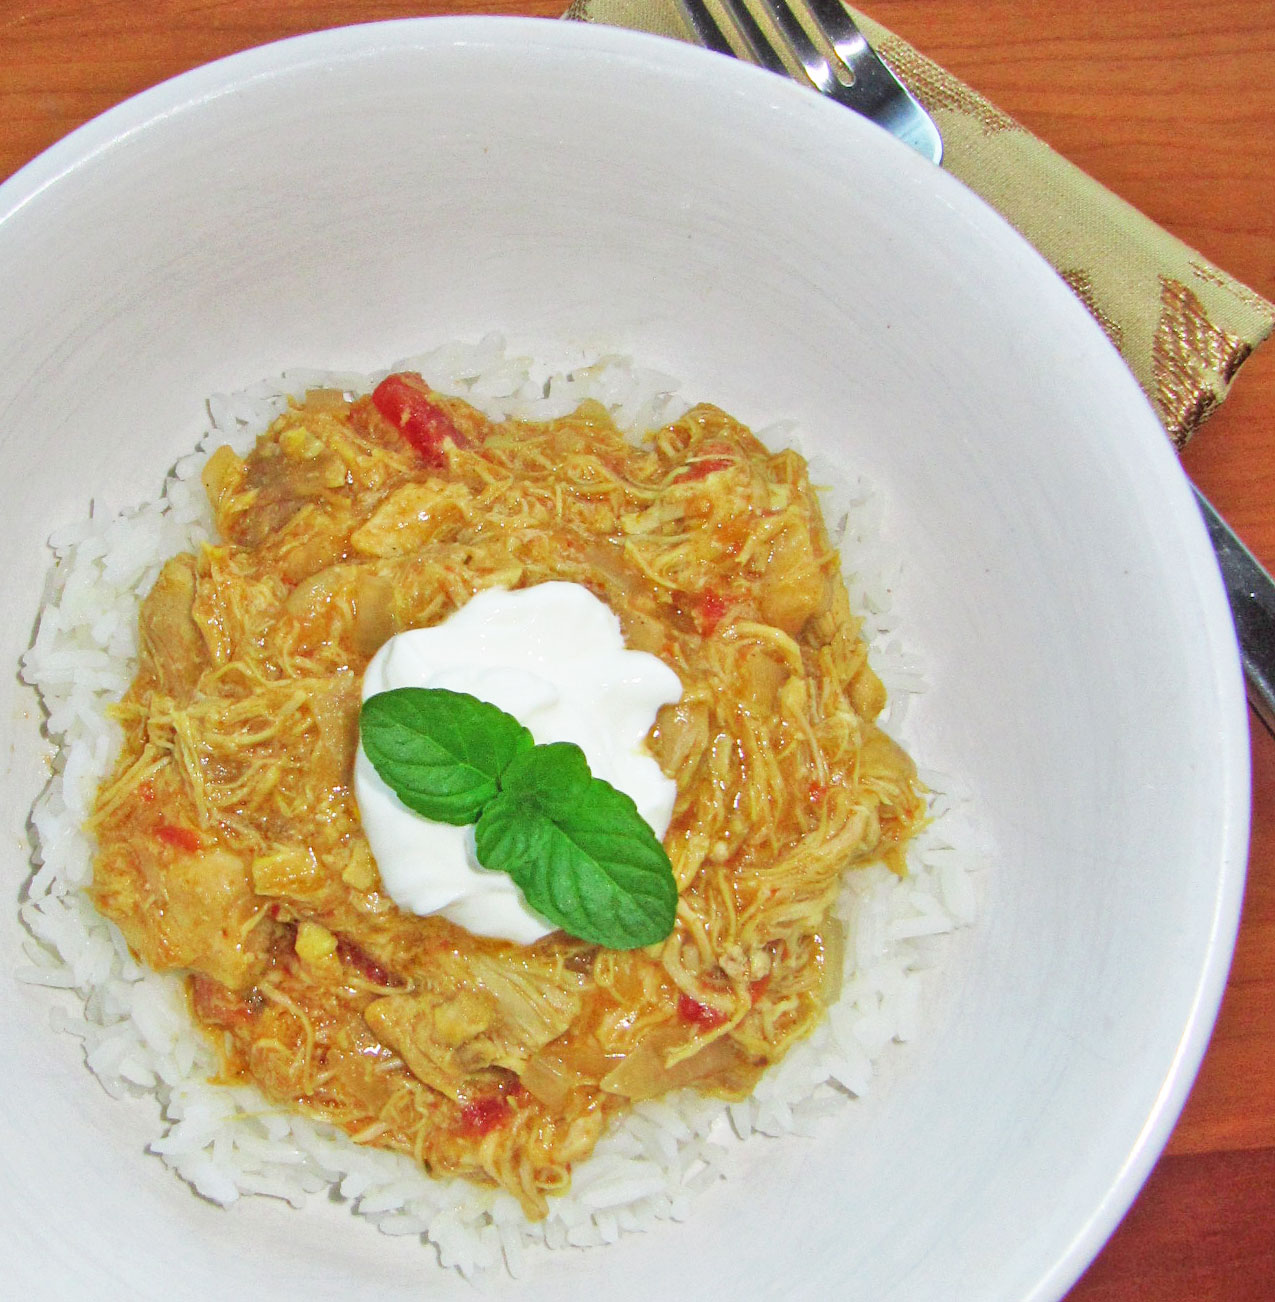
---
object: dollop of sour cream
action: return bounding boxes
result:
[354,583,684,944]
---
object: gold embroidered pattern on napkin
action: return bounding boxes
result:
[1189,259,1275,326]
[1059,270,1125,353]
[1153,277,1253,447]
[874,36,1022,137]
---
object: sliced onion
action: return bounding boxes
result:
[352,572,396,656]
[520,1051,582,1111]
[600,1029,740,1100]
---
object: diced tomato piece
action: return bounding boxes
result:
[695,589,728,637]
[678,992,729,1029]
[371,372,465,467]
[677,456,733,482]
[156,822,201,852]
[749,975,771,1004]
[807,781,829,805]
[457,1094,510,1138]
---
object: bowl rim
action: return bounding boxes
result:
[0,15,1254,1302]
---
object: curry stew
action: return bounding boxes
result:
[90,376,924,1217]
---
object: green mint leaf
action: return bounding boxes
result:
[359,687,534,824]
[473,742,678,950]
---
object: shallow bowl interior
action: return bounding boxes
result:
[0,17,1249,1302]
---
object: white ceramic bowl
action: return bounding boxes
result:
[0,17,1249,1302]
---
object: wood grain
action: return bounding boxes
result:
[3,1,1272,1296]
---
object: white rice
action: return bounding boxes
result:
[18,335,978,1278]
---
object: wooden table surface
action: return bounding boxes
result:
[2,1,1271,1296]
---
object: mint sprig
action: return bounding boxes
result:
[359,688,678,950]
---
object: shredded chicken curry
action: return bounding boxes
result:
[90,374,924,1217]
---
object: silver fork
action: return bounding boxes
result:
[675,0,943,164]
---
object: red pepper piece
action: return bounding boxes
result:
[678,992,729,1029]
[156,822,201,852]
[457,1094,509,1138]
[677,457,733,482]
[371,372,465,467]
[336,936,398,988]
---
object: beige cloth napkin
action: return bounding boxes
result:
[564,0,1275,448]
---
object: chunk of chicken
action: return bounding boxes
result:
[96,845,266,992]
[138,554,208,698]
[349,482,471,557]
[757,520,825,635]
[364,952,584,1099]
[217,422,348,547]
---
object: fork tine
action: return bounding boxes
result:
[676,0,788,77]
[759,0,841,94]
[675,0,943,165]
[717,0,793,77]
[677,0,848,94]
[675,0,736,58]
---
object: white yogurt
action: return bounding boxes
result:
[354,582,683,943]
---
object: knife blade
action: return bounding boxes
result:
[1195,486,1275,736]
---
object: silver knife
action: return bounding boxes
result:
[1195,488,1275,735]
